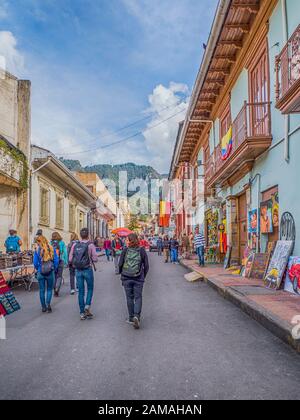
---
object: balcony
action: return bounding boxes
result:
[276,24,300,114]
[205,102,272,189]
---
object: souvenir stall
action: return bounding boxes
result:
[0,251,35,291]
[205,209,219,263]
[0,271,21,317]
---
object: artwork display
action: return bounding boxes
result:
[260,200,273,234]
[244,253,255,278]
[206,210,219,247]
[249,253,270,280]
[284,256,300,295]
[280,212,296,241]
[248,209,258,233]
[264,241,294,289]
[271,192,279,228]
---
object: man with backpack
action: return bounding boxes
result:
[4,230,22,254]
[118,233,149,330]
[69,228,98,320]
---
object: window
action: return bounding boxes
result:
[69,203,76,232]
[56,194,64,229]
[39,186,50,225]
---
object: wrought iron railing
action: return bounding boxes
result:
[276,24,300,103]
[205,101,271,184]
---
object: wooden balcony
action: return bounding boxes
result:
[205,102,272,189]
[276,24,300,114]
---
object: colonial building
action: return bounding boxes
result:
[74,172,124,234]
[30,146,98,245]
[0,70,31,250]
[170,0,300,263]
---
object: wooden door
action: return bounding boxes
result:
[238,193,247,262]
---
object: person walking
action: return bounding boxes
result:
[157,236,163,256]
[4,229,22,254]
[69,228,98,320]
[118,233,149,330]
[51,232,68,297]
[162,236,171,263]
[170,236,179,264]
[68,233,79,295]
[103,237,112,261]
[194,227,206,267]
[33,235,59,313]
[112,234,124,274]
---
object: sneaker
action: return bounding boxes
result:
[47,305,52,313]
[70,289,75,295]
[80,313,87,320]
[42,307,47,313]
[133,316,140,330]
[84,309,94,319]
[126,318,134,325]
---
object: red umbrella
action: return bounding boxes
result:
[111,227,133,237]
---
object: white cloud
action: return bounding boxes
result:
[0,31,24,75]
[142,82,189,172]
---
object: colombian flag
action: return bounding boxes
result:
[221,126,233,161]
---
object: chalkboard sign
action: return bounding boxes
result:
[224,246,232,269]
[264,241,294,289]
[249,253,269,280]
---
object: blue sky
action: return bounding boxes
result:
[0,0,218,172]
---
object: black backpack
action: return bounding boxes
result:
[72,242,90,270]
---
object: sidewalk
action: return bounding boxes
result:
[180,258,300,354]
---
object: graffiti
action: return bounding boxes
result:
[280,212,296,242]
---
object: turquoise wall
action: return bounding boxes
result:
[230,69,248,120]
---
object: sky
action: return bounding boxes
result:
[0,0,218,173]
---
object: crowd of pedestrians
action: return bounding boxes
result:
[29,225,205,329]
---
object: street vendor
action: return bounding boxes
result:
[4,230,22,254]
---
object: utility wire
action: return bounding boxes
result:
[56,100,187,155]
[60,108,187,157]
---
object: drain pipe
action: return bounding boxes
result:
[282,0,290,162]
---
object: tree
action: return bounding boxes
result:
[128,215,140,232]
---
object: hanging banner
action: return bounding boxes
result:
[221,126,233,161]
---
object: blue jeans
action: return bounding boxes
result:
[171,248,178,263]
[105,249,111,261]
[76,268,94,314]
[38,271,55,308]
[197,246,205,266]
[123,280,144,320]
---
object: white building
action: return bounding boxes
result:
[30,146,97,245]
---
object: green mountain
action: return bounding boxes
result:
[59,159,166,205]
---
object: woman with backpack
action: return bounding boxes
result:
[51,232,68,297]
[118,233,149,330]
[68,233,79,295]
[34,235,59,313]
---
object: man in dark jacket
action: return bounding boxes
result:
[118,233,149,330]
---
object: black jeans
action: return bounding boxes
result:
[123,279,144,320]
[54,260,64,291]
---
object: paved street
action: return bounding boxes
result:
[0,252,299,400]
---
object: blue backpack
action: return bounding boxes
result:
[5,236,20,253]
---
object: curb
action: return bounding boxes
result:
[180,260,300,354]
